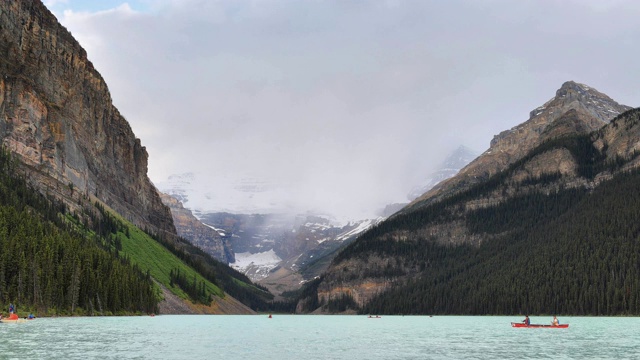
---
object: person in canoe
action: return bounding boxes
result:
[552,316,559,326]
[522,315,530,326]
[9,303,14,314]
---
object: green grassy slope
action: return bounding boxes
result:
[118,222,224,301]
[97,203,275,310]
[0,148,158,316]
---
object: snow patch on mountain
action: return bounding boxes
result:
[336,218,381,242]
[156,172,297,217]
[202,223,226,237]
[230,250,283,281]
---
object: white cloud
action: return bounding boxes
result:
[47,0,640,219]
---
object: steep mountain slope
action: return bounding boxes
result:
[0,144,261,315]
[406,81,631,212]
[197,212,381,282]
[0,149,158,315]
[362,165,640,315]
[0,1,275,314]
[160,192,233,264]
[159,146,476,297]
[0,1,173,236]
[302,83,640,314]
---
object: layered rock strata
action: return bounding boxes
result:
[160,193,232,263]
[407,81,632,211]
[0,1,175,235]
[314,82,636,312]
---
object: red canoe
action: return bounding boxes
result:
[511,322,568,328]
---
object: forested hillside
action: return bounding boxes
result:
[0,0,290,315]
[362,169,640,315]
[0,148,156,315]
[0,147,285,315]
[306,108,640,315]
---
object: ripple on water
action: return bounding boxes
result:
[0,316,639,359]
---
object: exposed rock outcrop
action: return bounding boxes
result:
[406,81,632,212]
[594,108,640,162]
[157,282,255,315]
[0,1,175,236]
[160,192,233,263]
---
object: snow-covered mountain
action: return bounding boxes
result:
[157,173,383,284]
[197,212,381,282]
[156,172,291,215]
[157,146,476,287]
[407,145,478,200]
[156,146,477,286]
[230,250,283,281]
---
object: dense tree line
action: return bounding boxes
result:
[291,278,323,313]
[0,145,290,314]
[362,170,640,315]
[0,206,157,315]
[326,108,640,315]
[336,116,640,264]
[140,227,279,311]
[170,268,210,305]
[326,293,357,313]
[0,148,157,315]
[89,174,289,312]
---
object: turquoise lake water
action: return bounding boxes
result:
[1,315,639,359]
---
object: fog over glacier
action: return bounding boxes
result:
[45,0,640,219]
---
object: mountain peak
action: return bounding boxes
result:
[407,82,632,211]
[493,81,629,159]
[529,81,629,123]
[559,80,592,92]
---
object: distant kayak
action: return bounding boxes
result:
[1,313,32,323]
[511,322,568,328]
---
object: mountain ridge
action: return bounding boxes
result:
[302,82,639,314]
[405,81,632,213]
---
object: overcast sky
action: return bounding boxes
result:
[43,0,640,220]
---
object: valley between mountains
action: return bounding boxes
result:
[1,0,640,316]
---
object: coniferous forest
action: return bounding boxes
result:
[360,170,640,315]
[0,148,157,315]
[0,147,290,315]
[325,113,640,315]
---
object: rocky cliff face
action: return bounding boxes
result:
[160,193,233,263]
[594,109,640,162]
[0,1,175,235]
[406,81,632,212]
[198,211,379,281]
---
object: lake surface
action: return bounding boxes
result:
[1,315,639,359]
